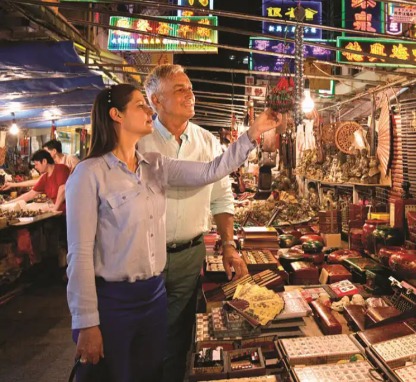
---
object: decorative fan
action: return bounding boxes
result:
[377,94,392,176]
[335,121,362,154]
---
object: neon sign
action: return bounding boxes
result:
[177,0,214,16]
[342,0,385,34]
[107,16,218,53]
[386,3,403,36]
[337,37,416,67]
[249,38,333,73]
[262,0,322,39]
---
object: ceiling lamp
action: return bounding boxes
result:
[9,112,19,135]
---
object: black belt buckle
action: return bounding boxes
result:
[167,234,203,253]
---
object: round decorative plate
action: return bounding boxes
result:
[321,122,337,145]
[335,121,362,154]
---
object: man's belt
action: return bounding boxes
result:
[166,234,204,253]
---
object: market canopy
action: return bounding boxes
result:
[0,40,105,129]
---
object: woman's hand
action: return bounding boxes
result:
[247,109,283,142]
[76,326,104,365]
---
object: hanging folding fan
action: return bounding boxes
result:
[377,94,393,176]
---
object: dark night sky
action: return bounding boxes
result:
[175,0,340,99]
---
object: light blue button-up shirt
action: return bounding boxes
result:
[137,118,235,243]
[66,132,255,329]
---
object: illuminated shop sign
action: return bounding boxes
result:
[262,0,322,39]
[391,6,416,23]
[177,0,214,16]
[342,0,385,34]
[249,38,333,73]
[337,37,416,67]
[386,3,403,36]
[107,16,218,53]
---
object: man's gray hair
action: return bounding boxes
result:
[144,64,186,108]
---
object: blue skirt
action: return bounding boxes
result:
[73,275,167,382]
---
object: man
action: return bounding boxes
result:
[1,140,78,191]
[42,139,79,172]
[8,149,69,212]
[138,64,248,382]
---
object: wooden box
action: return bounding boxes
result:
[310,300,342,335]
[342,257,383,284]
[226,347,266,378]
[319,264,352,284]
[241,249,278,272]
[289,261,319,285]
[318,210,341,234]
[343,304,366,332]
[189,348,227,381]
[321,233,341,247]
[365,306,402,328]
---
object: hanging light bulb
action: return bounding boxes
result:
[9,122,19,135]
[302,79,315,114]
[9,112,19,135]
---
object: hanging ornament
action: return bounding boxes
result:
[294,5,305,127]
[267,63,295,114]
[50,120,57,140]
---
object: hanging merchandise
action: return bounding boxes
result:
[266,74,295,114]
[293,5,305,127]
[50,120,57,140]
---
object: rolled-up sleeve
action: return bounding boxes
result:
[210,137,234,216]
[165,132,255,188]
[66,162,100,329]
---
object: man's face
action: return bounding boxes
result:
[154,72,195,121]
[33,159,48,174]
[43,148,57,161]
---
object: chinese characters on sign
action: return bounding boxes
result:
[249,38,333,73]
[107,16,218,52]
[262,0,322,39]
[337,37,416,67]
[342,0,384,34]
[385,3,403,36]
[391,6,416,24]
[177,0,214,16]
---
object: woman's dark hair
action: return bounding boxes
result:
[31,149,54,165]
[87,84,138,159]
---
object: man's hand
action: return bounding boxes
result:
[247,109,283,141]
[76,326,104,365]
[222,245,248,281]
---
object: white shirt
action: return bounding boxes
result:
[58,154,80,172]
[137,117,234,243]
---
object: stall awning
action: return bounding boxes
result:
[0,40,105,129]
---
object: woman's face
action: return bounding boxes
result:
[118,90,154,138]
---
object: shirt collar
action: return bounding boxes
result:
[102,151,150,169]
[153,115,191,143]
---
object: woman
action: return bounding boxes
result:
[66,84,281,382]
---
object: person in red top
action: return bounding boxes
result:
[9,149,70,212]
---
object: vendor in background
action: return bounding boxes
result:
[6,149,70,280]
[66,84,281,382]
[42,139,79,172]
[6,149,69,212]
[1,140,78,191]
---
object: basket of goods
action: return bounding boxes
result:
[266,76,295,114]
